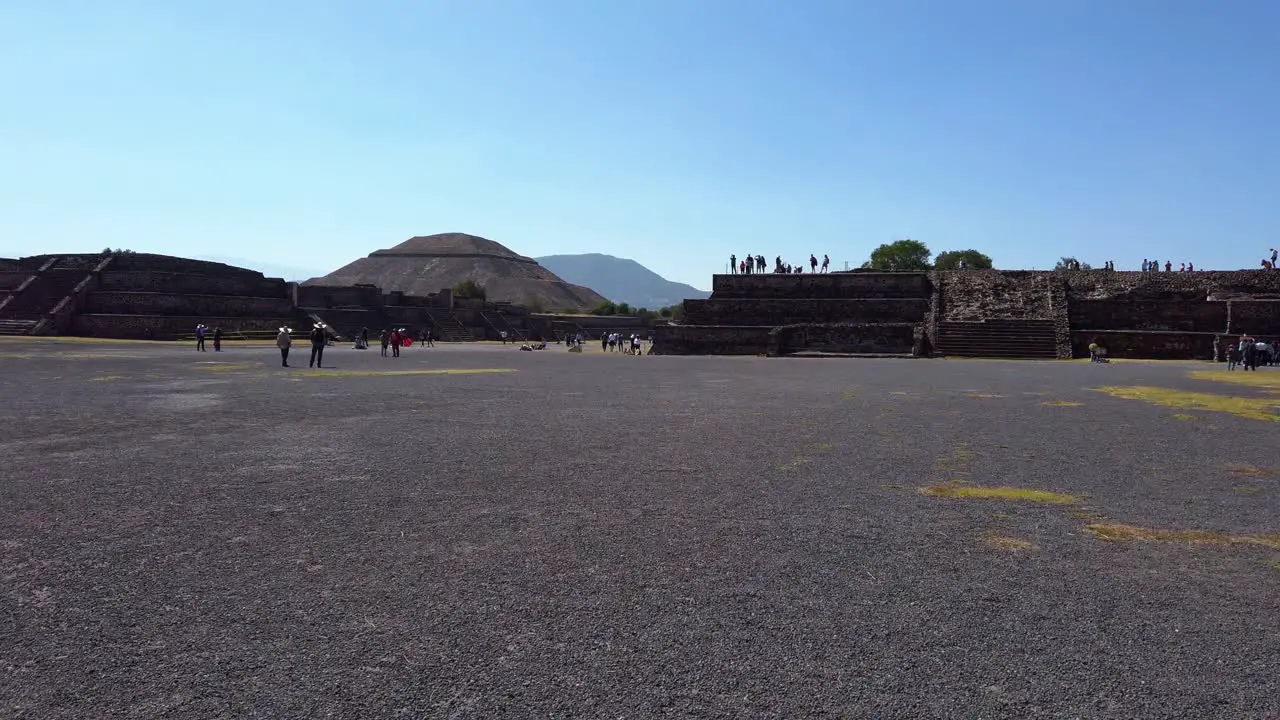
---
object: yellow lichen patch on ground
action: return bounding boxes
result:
[1092,386,1280,422]
[778,456,813,471]
[1041,400,1083,407]
[817,442,834,452]
[1227,463,1275,478]
[920,485,1078,504]
[1084,523,1280,549]
[966,392,1005,399]
[305,368,517,378]
[1187,370,1280,393]
[1170,413,1197,421]
[88,375,124,382]
[194,363,259,372]
[982,534,1038,552]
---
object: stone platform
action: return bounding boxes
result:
[2,339,1279,716]
[656,269,1280,360]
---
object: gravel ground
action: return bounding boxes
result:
[2,339,1279,719]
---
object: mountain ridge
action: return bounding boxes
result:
[535,253,710,309]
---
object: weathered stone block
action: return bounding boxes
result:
[769,322,916,356]
[1069,300,1227,332]
[1070,330,1217,360]
[686,298,927,325]
[653,325,772,355]
[711,272,930,299]
[100,271,289,298]
[86,292,294,317]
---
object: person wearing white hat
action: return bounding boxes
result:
[195,324,207,352]
[309,323,327,368]
[276,327,292,367]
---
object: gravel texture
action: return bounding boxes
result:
[2,339,1279,719]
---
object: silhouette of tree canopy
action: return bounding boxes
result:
[861,239,932,271]
[934,249,994,270]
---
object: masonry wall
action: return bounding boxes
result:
[936,271,1054,320]
[1069,300,1227,332]
[711,272,929,299]
[86,292,294,317]
[297,284,383,308]
[653,325,772,355]
[99,271,289,298]
[1071,331,1217,360]
[1065,269,1280,300]
[687,298,927,325]
[70,314,292,339]
[1228,300,1280,336]
[769,322,916,356]
[105,253,269,277]
[0,272,29,290]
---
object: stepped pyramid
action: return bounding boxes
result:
[307,233,607,311]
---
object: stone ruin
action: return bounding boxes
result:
[653,269,1280,360]
[0,253,591,342]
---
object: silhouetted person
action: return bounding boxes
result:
[309,323,326,368]
[212,326,222,352]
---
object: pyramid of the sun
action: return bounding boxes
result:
[307,233,607,311]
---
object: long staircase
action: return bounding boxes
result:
[480,311,526,341]
[426,309,475,342]
[0,262,93,336]
[935,319,1058,358]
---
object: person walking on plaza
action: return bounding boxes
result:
[309,323,327,368]
[212,326,222,352]
[195,324,207,352]
[276,326,292,367]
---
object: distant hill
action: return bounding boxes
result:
[306,233,607,312]
[535,254,710,309]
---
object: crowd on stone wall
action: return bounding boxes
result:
[728,253,832,275]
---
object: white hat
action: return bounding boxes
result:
[279,327,291,333]
[314,322,326,329]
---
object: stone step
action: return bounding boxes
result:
[0,318,38,335]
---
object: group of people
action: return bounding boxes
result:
[193,324,222,352]
[730,253,831,275]
[1262,248,1279,270]
[602,332,645,354]
[273,322,329,368]
[1140,259,1198,272]
[1226,335,1276,371]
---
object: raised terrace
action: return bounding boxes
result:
[655,268,1280,359]
[0,252,541,342]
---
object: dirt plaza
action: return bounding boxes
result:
[2,338,1278,718]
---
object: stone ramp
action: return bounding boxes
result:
[935,319,1058,358]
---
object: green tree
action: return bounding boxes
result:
[862,239,932,271]
[615,302,632,315]
[934,249,994,270]
[451,279,486,299]
[591,300,617,316]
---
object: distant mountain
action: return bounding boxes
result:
[535,254,710,309]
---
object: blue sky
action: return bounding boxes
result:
[2,0,1277,289]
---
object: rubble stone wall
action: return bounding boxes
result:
[711,272,929,299]
[86,292,294,317]
[100,271,289,298]
[687,298,927,325]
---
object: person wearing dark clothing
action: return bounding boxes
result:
[195,324,207,352]
[309,324,327,368]
[212,327,222,352]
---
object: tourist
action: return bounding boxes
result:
[729,254,737,274]
[361,327,369,349]
[1142,259,1149,272]
[1272,249,1278,267]
[822,254,830,273]
[1187,262,1194,271]
[500,330,508,344]
[631,334,641,355]
[276,326,292,367]
[390,328,402,357]
[810,254,818,273]
[1164,261,1172,272]
[379,329,390,357]
[1225,342,1238,371]
[195,324,207,352]
[212,326,222,352]
[308,322,327,368]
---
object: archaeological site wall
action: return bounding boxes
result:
[655,268,1280,360]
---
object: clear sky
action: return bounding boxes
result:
[3,0,1277,289]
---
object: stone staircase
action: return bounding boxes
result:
[0,318,39,336]
[480,311,526,341]
[426,309,475,342]
[0,267,92,335]
[935,319,1058,358]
